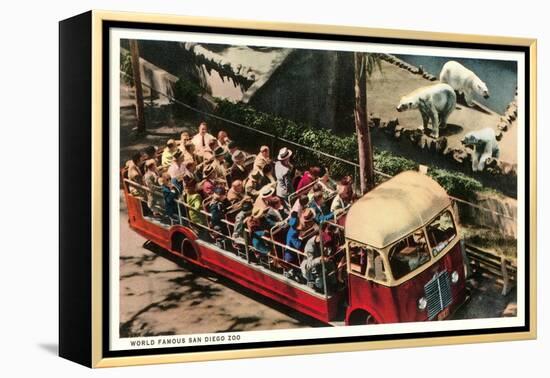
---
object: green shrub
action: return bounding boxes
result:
[172,77,203,117]
[373,150,418,176]
[428,169,483,200]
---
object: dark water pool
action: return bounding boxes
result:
[396,55,517,114]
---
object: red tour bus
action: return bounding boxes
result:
[122,166,467,325]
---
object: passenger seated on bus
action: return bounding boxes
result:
[296,166,321,191]
[182,141,201,165]
[227,180,245,205]
[264,197,286,229]
[253,185,276,212]
[253,145,271,173]
[244,170,263,199]
[267,195,290,221]
[209,186,230,236]
[309,191,334,224]
[217,130,231,153]
[260,163,276,187]
[143,145,158,161]
[224,141,240,167]
[300,234,337,293]
[161,139,178,169]
[228,150,250,184]
[305,170,333,202]
[330,181,352,216]
[183,160,201,183]
[143,159,161,217]
[183,178,206,229]
[200,164,217,197]
[284,208,315,271]
[232,200,253,245]
[178,131,191,150]
[160,172,180,222]
[307,183,325,202]
[211,146,228,180]
[126,151,145,196]
[167,150,189,193]
[291,194,310,216]
[191,121,216,158]
[246,207,272,259]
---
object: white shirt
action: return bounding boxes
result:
[191,132,216,156]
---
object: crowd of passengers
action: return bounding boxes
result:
[125,121,356,292]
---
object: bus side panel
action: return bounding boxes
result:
[346,274,399,324]
[197,245,337,323]
[125,194,172,249]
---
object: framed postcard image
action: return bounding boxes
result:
[59,10,537,368]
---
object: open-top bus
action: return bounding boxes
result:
[122,164,467,325]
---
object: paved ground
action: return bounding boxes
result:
[119,200,321,337]
[119,201,517,337]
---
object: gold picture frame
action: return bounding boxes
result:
[59,10,537,368]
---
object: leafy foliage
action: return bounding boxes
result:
[171,77,204,118]
[120,50,134,85]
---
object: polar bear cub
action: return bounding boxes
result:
[440,60,489,106]
[396,83,456,139]
[461,127,500,172]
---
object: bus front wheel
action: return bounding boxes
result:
[348,309,378,325]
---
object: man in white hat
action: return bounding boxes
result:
[275,147,293,200]
[253,184,276,211]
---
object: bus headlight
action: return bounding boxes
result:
[417,297,427,311]
[451,271,460,284]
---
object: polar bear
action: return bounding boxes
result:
[396,83,456,139]
[461,127,500,172]
[440,60,489,107]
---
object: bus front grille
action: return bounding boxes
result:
[424,271,453,320]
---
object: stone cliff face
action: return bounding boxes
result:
[247,50,355,132]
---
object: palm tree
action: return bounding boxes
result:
[129,39,146,134]
[354,52,382,194]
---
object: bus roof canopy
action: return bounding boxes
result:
[345,171,451,249]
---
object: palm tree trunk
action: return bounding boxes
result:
[354,52,375,194]
[129,39,146,133]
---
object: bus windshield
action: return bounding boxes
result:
[388,230,431,280]
[426,210,457,257]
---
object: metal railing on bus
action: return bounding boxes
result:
[123,178,343,298]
